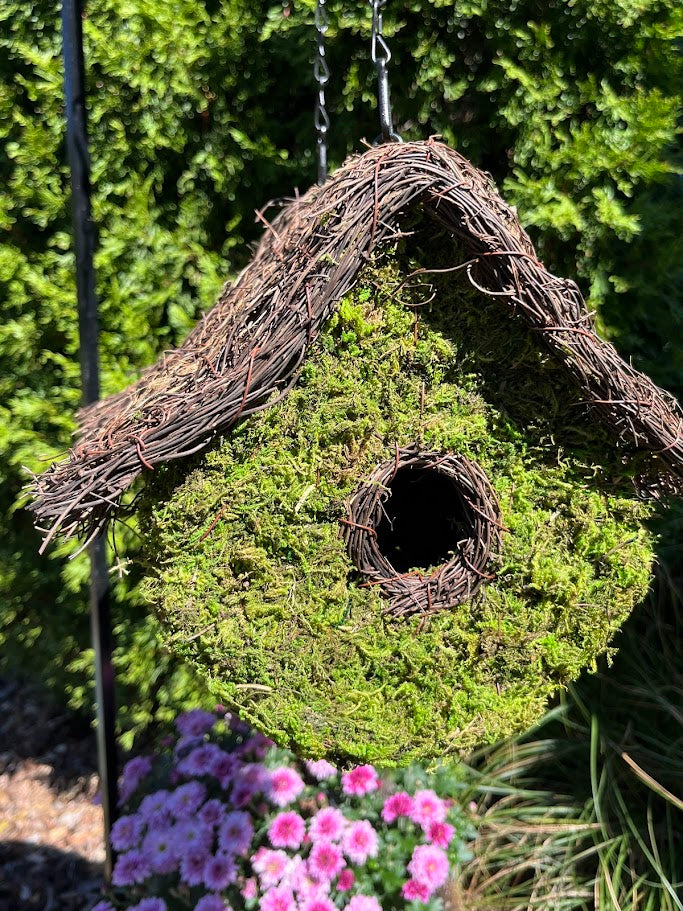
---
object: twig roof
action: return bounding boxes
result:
[31,140,683,549]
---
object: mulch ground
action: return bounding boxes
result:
[0,676,107,911]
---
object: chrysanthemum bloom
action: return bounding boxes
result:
[119,756,153,803]
[180,847,210,886]
[341,765,379,797]
[305,759,338,781]
[269,811,306,849]
[292,863,331,902]
[211,749,239,788]
[168,780,207,818]
[425,821,455,849]
[252,848,290,888]
[204,852,237,890]
[381,791,414,824]
[260,886,296,911]
[194,895,230,911]
[308,840,346,880]
[142,828,178,874]
[401,879,431,903]
[131,900,168,911]
[342,820,379,865]
[407,845,450,891]
[309,807,346,843]
[346,895,382,911]
[177,743,222,777]
[176,708,217,737]
[112,849,151,886]
[337,869,356,892]
[268,767,305,807]
[172,819,213,854]
[242,878,258,900]
[409,790,447,829]
[300,898,336,911]
[219,810,254,855]
[199,798,226,828]
[231,762,271,806]
[110,814,145,852]
[91,902,115,911]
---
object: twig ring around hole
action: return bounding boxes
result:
[343,446,503,617]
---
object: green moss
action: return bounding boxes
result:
[141,228,654,765]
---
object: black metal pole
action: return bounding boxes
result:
[61,0,117,882]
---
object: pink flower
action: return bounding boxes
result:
[204,853,236,890]
[409,790,447,829]
[242,878,258,900]
[341,765,379,797]
[268,767,305,807]
[269,811,306,849]
[426,821,455,848]
[337,869,355,892]
[402,879,431,903]
[346,896,381,911]
[305,759,338,780]
[308,840,346,880]
[309,807,346,842]
[292,863,331,901]
[219,811,254,855]
[252,848,290,888]
[260,886,295,911]
[407,845,450,890]
[342,820,379,865]
[300,899,336,911]
[381,791,413,823]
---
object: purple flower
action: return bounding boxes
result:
[267,767,305,808]
[210,749,238,787]
[172,819,214,854]
[231,762,270,807]
[305,760,337,781]
[204,852,237,890]
[176,708,217,737]
[219,810,254,855]
[167,780,207,818]
[130,900,168,911]
[139,790,172,829]
[119,756,153,803]
[110,814,144,852]
[91,903,115,911]
[180,847,210,886]
[142,828,178,874]
[112,849,151,886]
[178,743,223,778]
[199,798,225,827]
[195,897,230,911]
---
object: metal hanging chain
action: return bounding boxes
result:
[314,0,330,184]
[370,0,402,143]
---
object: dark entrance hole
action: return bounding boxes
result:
[376,467,473,574]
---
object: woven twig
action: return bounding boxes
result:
[30,140,683,548]
[343,446,502,617]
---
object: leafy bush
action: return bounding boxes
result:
[1,0,681,741]
[96,708,475,910]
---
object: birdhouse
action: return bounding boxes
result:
[32,141,683,765]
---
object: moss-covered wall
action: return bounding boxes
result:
[141,229,653,765]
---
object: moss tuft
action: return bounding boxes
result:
[141,230,654,765]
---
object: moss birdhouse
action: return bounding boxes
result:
[32,141,683,765]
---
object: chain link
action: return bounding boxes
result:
[369,0,402,143]
[314,0,330,184]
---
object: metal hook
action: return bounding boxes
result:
[369,0,402,144]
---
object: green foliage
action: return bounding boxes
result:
[142,243,653,763]
[455,540,683,911]
[1,0,680,742]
